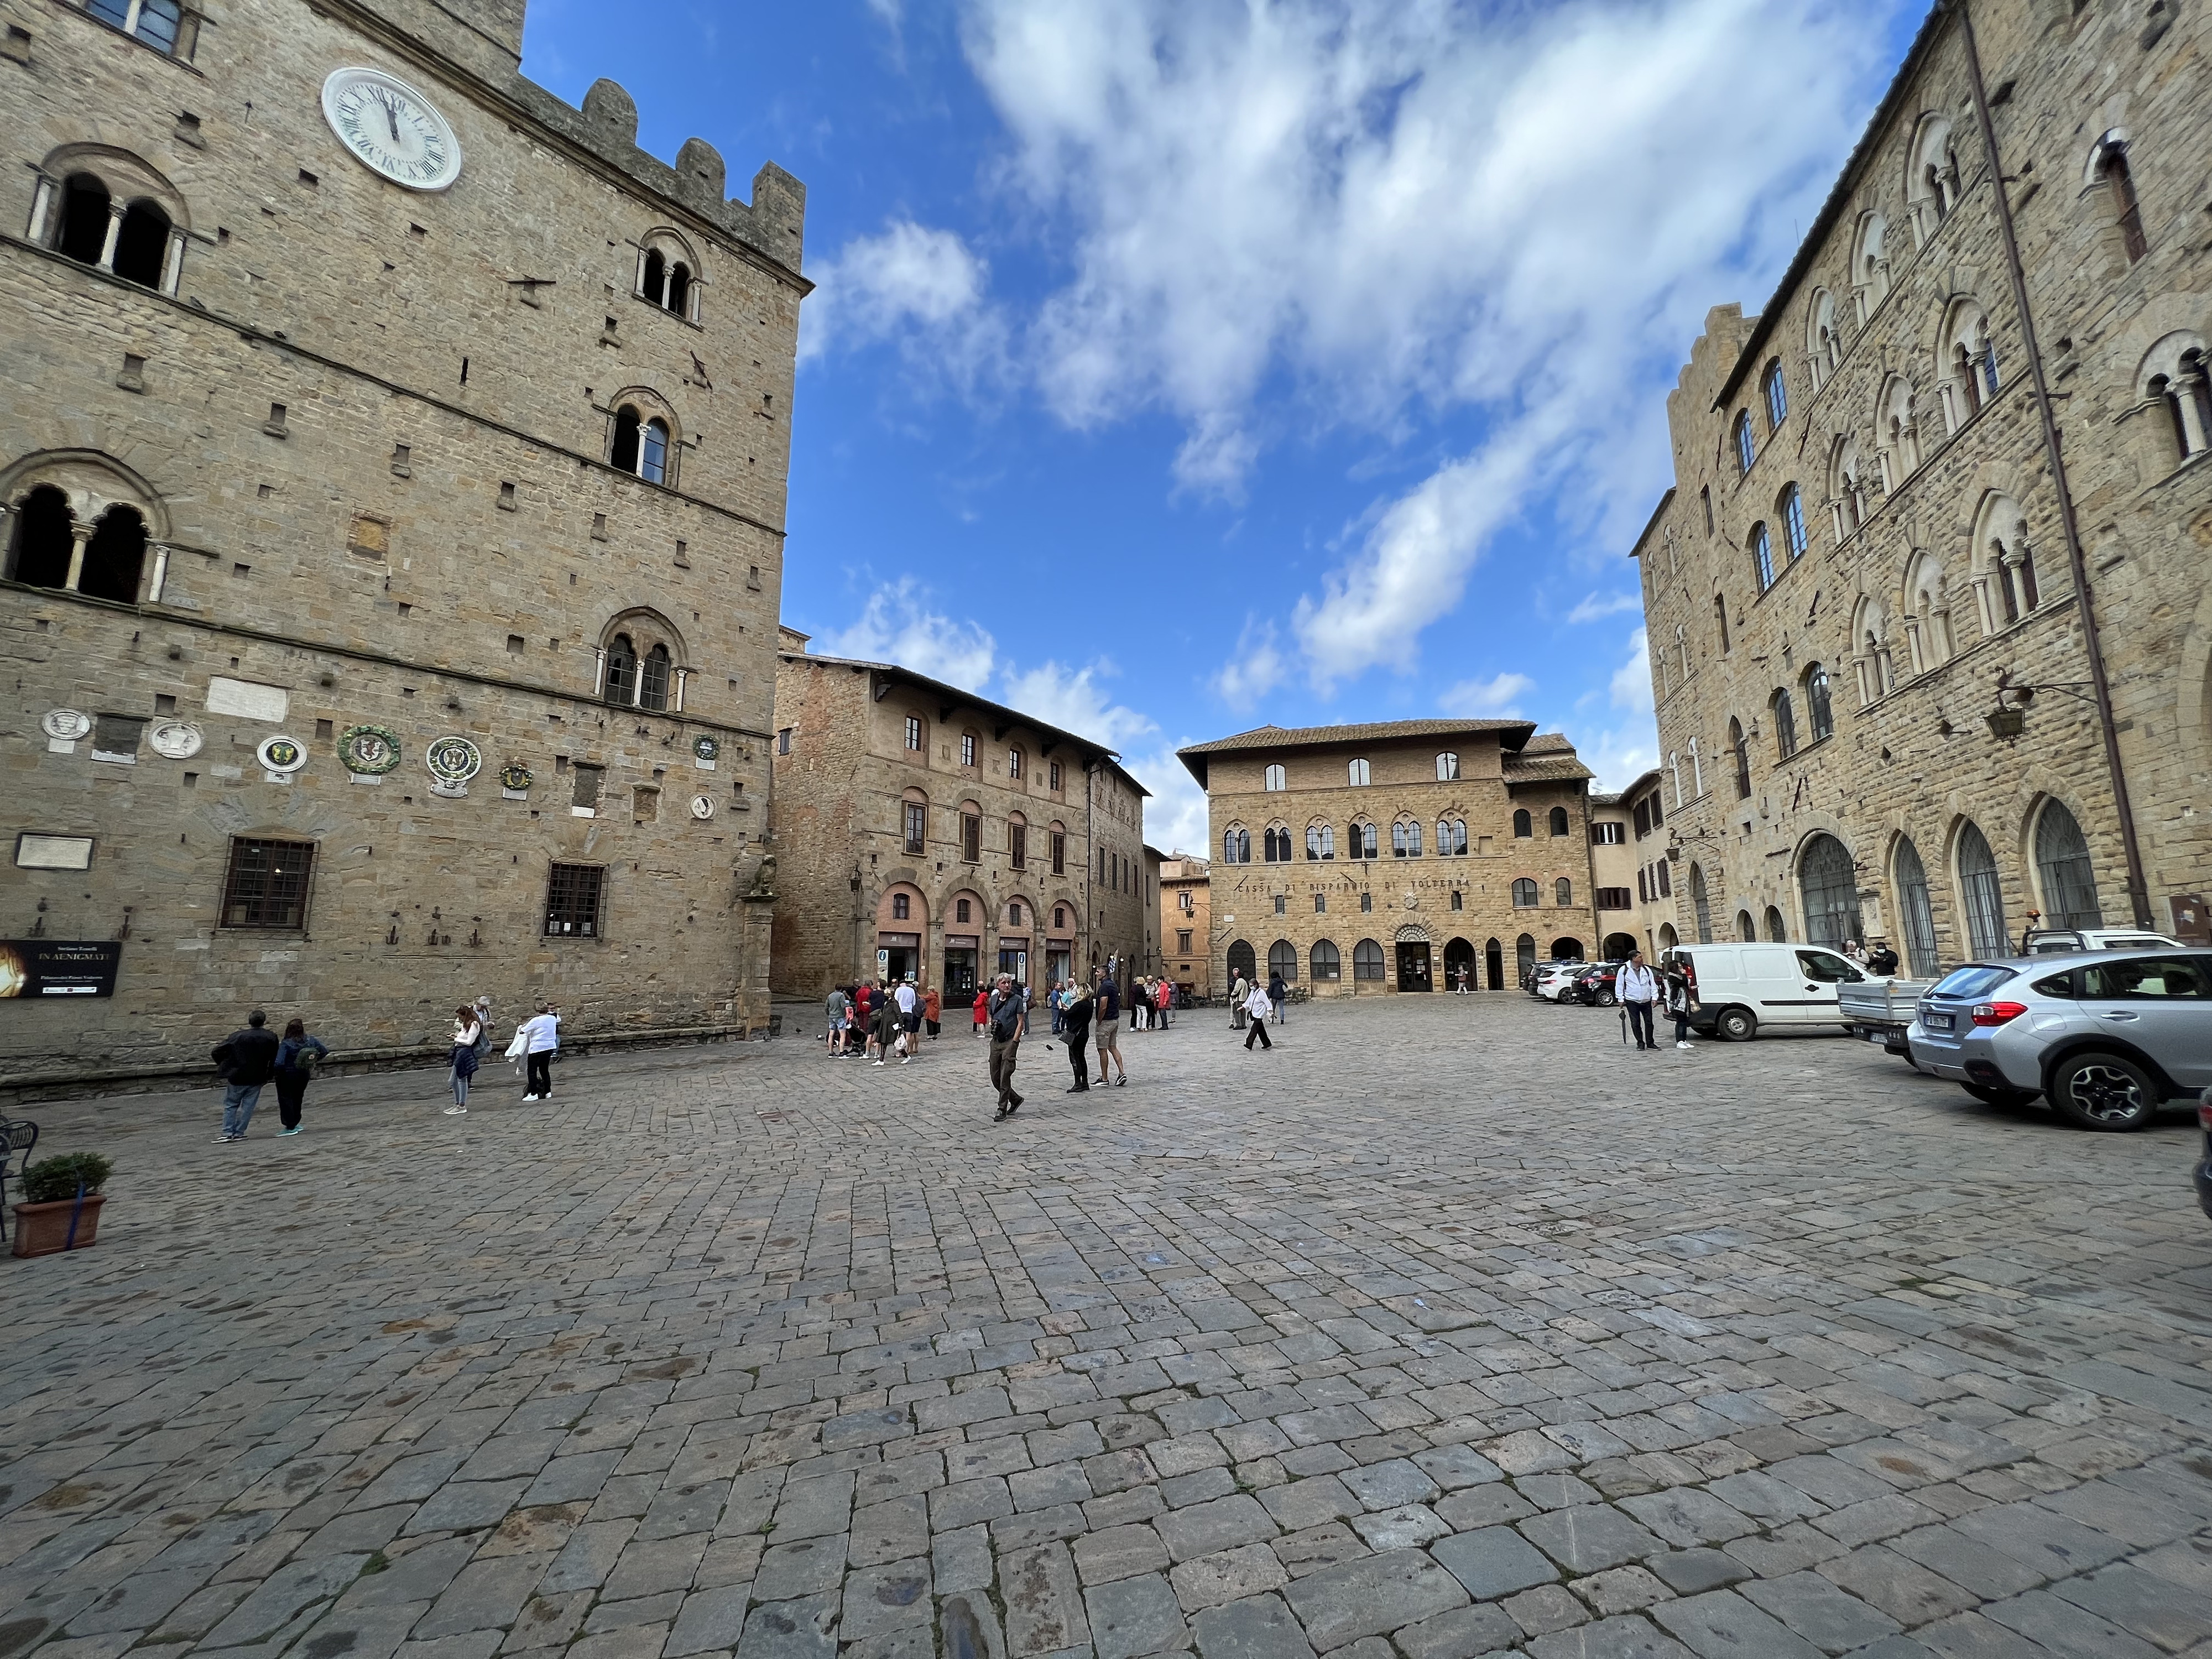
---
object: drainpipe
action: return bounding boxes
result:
[1953,0,2152,927]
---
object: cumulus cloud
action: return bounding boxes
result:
[1568,591,1643,625]
[999,659,1159,752]
[799,219,1006,394]
[1610,628,1656,717]
[818,578,999,693]
[955,0,1901,680]
[1119,743,1211,855]
[1582,724,1662,794]
[1209,619,1291,712]
[1439,671,1536,719]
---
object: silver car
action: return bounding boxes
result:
[1908,949,2212,1129]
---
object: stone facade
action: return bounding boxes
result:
[1636,0,2212,972]
[768,630,1150,1004]
[1179,719,1599,997]
[0,0,804,1091]
[1157,852,1212,999]
[1587,776,1657,961]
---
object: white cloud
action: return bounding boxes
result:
[799,219,1006,394]
[1439,671,1536,718]
[1568,591,1642,625]
[1581,724,1661,794]
[818,578,999,693]
[998,659,1158,752]
[1209,619,1290,712]
[957,0,1903,680]
[1119,742,1211,855]
[1610,628,1656,717]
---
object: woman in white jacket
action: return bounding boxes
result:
[1241,982,1274,1051]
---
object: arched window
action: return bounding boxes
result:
[2094,133,2148,263]
[1763,361,1788,431]
[5,485,74,589]
[1734,411,1756,476]
[666,263,691,317]
[1390,822,1407,858]
[2138,333,2212,464]
[2034,800,2103,930]
[71,504,148,604]
[1438,819,1467,856]
[1689,864,1713,943]
[1311,940,1341,981]
[1853,212,1890,318]
[1781,486,1808,561]
[1894,836,1939,978]
[611,406,672,483]
[642,247,665,305]
[1352,939,1386,982]
[1736,909,1756,943]
[1264,827,1292,863]
[1555,878,1573,907]
[1808,288,1839,388]
[1750,524,1775,591]
[1227,940,1256,982]
[1306,823,1334,860]
[639,643,671,711]
[640,418,669,484]
[1268,940,1298,982]
[1436,752,1460,781]
[1512,878,1539,907]
[1516,934,1537,983]
[891,892,910,921]
[1805,665,1833,743]
[1880,375,1920,485]
[1224,827,1250,864]
[1957,821,2007,959]
[1548,806,1569,837]
[55,173,112,264]
[604,634,638,706]
[1349,821,1378,860]
[1979,495,2041,627]
[1263,764,1287,791]
[84,0,185,52]
[1347,758,1370,786]
[1829,434,1866,539]
[1764,905,1787,942]
[1772,690,1799,760]
[112,200,171,289]
[1512,808,1532,838]
[1799,833,1861,947]
[1450,889,1463,910]
[1729,717,1751,800]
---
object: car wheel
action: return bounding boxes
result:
[1961,1082,2038,1108]
[2049,1051,2161,1130]
[1715,1006,1756,1042]
[1596,989,1617,1008]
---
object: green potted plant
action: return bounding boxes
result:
[12,1152,113,1258]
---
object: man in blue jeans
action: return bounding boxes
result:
[212,1010,281,1142]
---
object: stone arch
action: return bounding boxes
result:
[607,386,684,483]
[1905,112,1960,241]
[635,226,704,321]
[1897,547,1954,674]
[1797,830,1863,949]
[597,607,688,711]
[1876,372,1921,485]
[1807,286,1840,387]
[1851,210,1890,319]
[1937,295,2000,431]
[2,450,171,600]
[0,448,171,540]
[1966,489,2041,633]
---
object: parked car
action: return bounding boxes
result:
[2021,927,2183,955]
[1535,962,1587,1001]
[1524,958,1583,997]
[1907,950,2212,1129]
[1840,974,1929,1056]
[1571,962,1624,1007]
[1660,943,1866,1040]
[2195,1090,2212,1219]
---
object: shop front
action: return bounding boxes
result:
[943,934,980,1003]
[877,931,920,984]
[998,936,1030,988]
[1045,938,1073,988]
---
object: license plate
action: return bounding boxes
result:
[1924,1012,1953,1031]
[1867,1032,1887,1044]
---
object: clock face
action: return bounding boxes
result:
[321,67,462,192]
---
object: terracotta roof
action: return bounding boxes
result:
[1503,752,1595,784]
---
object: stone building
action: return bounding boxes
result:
[768,629,1150,1003]
[1635,0,2211,971]
[1586,777,1656,963]
[1178,719,1598,997]
[0,0,804,1091]
[1157,852,1212,999]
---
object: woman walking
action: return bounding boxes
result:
[445,1005,481,1115]
[273,1018,328,1137]
[1267,968,1289,1025]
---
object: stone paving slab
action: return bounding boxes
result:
[4,995,2212,1659]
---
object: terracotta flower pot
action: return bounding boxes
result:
[11,1194,105,1258]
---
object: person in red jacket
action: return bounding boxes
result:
[972,986,989,1035]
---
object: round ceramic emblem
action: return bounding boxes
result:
[499,763,533,792]
[693,735,719,764]
[425,735,482,785]
[257,734,307,774]
[40,708,91,742]
[148,719,205,759]
[691,794,716,821]
[321,67,463,192]
[339,724,402,775]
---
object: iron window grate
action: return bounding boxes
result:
[221,837,315,930]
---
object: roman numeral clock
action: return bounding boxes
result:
[321,66,463,192]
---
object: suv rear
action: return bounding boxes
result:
[1909,950,2212,1129]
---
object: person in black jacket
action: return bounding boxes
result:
[987,974,1025,1119]
[1060,982,1093,1093]
[212,1010,281,1143]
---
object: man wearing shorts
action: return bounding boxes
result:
[895,978,921,1058]
[824,984,851,1058]
[1093,970,1126,1087]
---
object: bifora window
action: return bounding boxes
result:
[220,837,314,929]
[1348,758,1371,786]
[611,405,671,484]
[1306,823,1335,860]
[544,863,606,937]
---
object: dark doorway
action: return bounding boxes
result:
[1395,941,1433,992]
[1550,937,1584,962]
[1602,932,1639,962]
[1443,936,1475,992]
[1226,938,1256,984]
[1485,937,1505,989]
[7,485,74,588]
[943,948,977,1004]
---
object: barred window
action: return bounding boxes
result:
[220,837,314,930]
[544,863,605,937]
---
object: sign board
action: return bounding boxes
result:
[2171,893,2210,947]
[0,940,123,998]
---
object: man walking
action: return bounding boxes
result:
[1231,968,1249,1030]
[1094,971,1126,1087]
[212,1009,281,1142]
[519,1001,560,1098]
[1618,951,1660,1051]
[1242,979,1274,1050]
[987,973,1025,1118]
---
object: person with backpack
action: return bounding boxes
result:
[1059,978,1094,1092]
[272,1019,330,1137]
[212,1009,281,1142]
[444,1005,482,1115]
[986,973,1026,1118]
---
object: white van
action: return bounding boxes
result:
[1661,943,1872,1041]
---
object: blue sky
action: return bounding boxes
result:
[521,0,1925,851]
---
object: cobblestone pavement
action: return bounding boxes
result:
[6,994,2212,1659]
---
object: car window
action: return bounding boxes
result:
[1796,950,1859,984]
[2080,956,2212,1000]
[2100,937,2175,951]
[2030,972,2075,998]
[1932,965,2014,999]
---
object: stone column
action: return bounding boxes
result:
[96,204,124,271]
[160,229,185,295]
[25,177,54,242]
[62,520,92,591]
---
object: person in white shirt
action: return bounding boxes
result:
[1241,981,1274,1051]
[519,1001,560,1100]
[1617,952,1660,1050]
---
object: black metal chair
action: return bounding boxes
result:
[0,1117,37,1246]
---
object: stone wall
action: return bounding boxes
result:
[1159,859,1212,999]
[1638,0,2211,968]
[0,0,801,1090]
